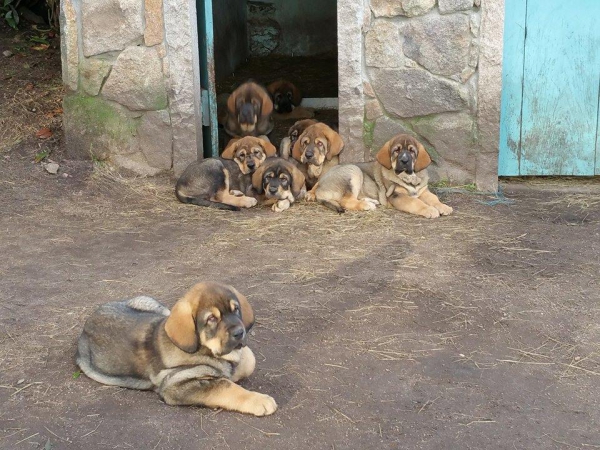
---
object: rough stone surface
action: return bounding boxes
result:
[363,81,376,98]
[81,0,143,57]
[476,0,504,191]
[411,113,475,172]
[365,20,402,68]
[112,153,163,176]
[144,0,165,46]
[370,68,468,118]
[102,46,168,111]
[439,0,474,14]
[139,110,173,170]
[371,115,415,153]
[338,0,366,163]
[164,0,203,175]
[404,14,472,77]
[59,0,78,91]
[63,94,140,161]
[81,57,112,96]
[365,99,384,121]
[371,0,435,17]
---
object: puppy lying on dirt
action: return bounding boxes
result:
[76,282,277,416]
[175,136,276,210]
[251,157,306,212]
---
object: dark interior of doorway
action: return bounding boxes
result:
[211,0,338,151]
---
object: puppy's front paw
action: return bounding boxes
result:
[364,198,380,206]
[305,191,317,202]
[435,203,453,216]
[272,199,291,212]
[243,197,258,208]
[419,206,440,219]
[243,392,278,416]
[230,190,244,197]
[360,200,377,211]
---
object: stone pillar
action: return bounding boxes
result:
[60,0,202,176]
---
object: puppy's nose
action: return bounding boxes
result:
[400,154,410,163]
[269,186,278,194]
[232,326,245,341]
[247,161,256,169]
[305,150,314,159]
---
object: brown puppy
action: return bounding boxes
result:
[267,80,302,114]
[251,157,306,212]
[310,135,452,217]
[225,82,274,137]
[290,123,343,190]
[76,282,277,416]
[279,119,318,159]
[176,136,276,210]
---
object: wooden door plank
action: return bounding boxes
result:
[498,0,528,176]
[520,0,600,175]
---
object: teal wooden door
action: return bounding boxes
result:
[499,0,600,176]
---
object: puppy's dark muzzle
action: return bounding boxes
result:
[247,160,256,171]
[238,104,257,125]
[268,186,278,195]
[303,146,317,163]
[277,99,293,114]
[395,151,413,174]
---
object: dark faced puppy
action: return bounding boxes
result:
[291,123,343,185]
[279,119,318,159]
[75,282,277,416]
[267,80,302,114]
[221,136,277,175]
[251,158,306,212]
[225,82,274,137]
[376,134,431,176]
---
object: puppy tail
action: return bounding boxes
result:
[175,189,240,211]
[318,199,345,214]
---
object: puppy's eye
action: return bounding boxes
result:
[291,131,298,137]
[206,314,217,324]
[265,173,273,179]
[233,305,240,314]
[275,93,282,101]
[286,92,293,100]
[317,141,323,148]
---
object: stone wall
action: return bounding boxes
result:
[357,0,503,190]
[60,0,202,176]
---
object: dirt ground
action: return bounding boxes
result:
[2,22,600,450]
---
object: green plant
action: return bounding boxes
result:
[2,0,21,29]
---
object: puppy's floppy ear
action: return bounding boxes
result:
[231,287,254,331]
[258,138,277,157]
[251,164,268,194]
[290,83,302,106]
[321,124,344,161]
[290,164,306,198]
[226,91,237,115]
[258,86,273,117]
[164,297,198,353]
[291,132,305,161]
[414,141,432,172]
[221,138,240,159]
[376,139,393,170]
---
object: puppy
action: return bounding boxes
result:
[176,136,276,210]
[279,119,318,159]
[225,81,274,137]
[251,157,306,212]
[76,282,277,416]
[267,80,302,114]
[290,122,343,190]
[311,134,452,217]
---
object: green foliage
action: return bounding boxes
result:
[2,0,21,29]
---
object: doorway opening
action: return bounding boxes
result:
[203,0,338,154]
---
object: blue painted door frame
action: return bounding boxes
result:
[197,0,219,158]
[499,0,600,176]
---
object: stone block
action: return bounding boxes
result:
[439,0,474,14]
[102,46,168,111]
[59,0,78,91]
[112,153,163,176]
[369,67,468,118]
[365,99,384,121]
[139,110,173,170]
[371,115,415,153]
[404,14,472,77]
[81,0,144,57]
[371,0,435,17]
[144,0,165,46]
[81,57,112,96]
[365,20,402,68]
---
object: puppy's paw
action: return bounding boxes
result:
[243,197,258,208]
[364,198,380,206]
[419,206,440,219]
[305,191,317,202]
[243,392,278,416]
[272,199,291,212]
[230,190,244,197]
[360,200,377,211]
[435,203,453,216]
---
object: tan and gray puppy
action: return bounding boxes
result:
[279,119,318,159]
[267,80,302,114]
[290,122,343,190]
[76,282,277,416]
[225,82,274,137]
[251,157,306,212]
[310,134,453,218]
[175,136,276,210]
